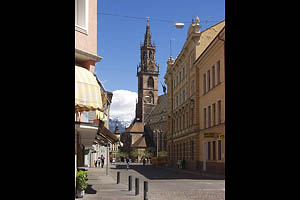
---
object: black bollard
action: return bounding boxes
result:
[128,176,132,191]
[144,181,148,200]
[117,171,120,184]
[135,178,139,196]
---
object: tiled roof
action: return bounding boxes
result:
[131,135,147,148]
[145,94,168,125]
[123,120,144,133]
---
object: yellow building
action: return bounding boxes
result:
[196,24,225,175]
[164,17,225,175]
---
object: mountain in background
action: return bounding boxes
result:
[109,118,132,133]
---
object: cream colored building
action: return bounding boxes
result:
[75,0,118,193]
[164,17,225,175]
[196,25,225,175]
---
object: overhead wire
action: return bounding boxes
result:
[97,12,219,24]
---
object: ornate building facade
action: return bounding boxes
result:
[164,17,225,175]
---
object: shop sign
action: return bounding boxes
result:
[204,133,215,138]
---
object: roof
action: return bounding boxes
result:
[131,135,147,148]
[123,120,144,133]
[144,94,168,124]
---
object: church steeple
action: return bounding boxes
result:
[114,119,120,135]
[135,17,159,122]
[144,17,152,47]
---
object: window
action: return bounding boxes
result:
[191,80,194,94]
[149,51,153,59]
[191,140,194,161]
[218,100,222,124]
[208,106,211,128]
[203,74,206,94]
[183,113,185,129]
[179,71,182,82]
[139,77,143,90]
[147,77,154,88]
[204,108,207,129]
[183,143,185,159]
[217,60,221,84]
[212,65,215,88]
[207,70,211,91]
[208,142,211,160]
[183,65,185,80]
[75,0,87,31]
[218,140,222,160]
[190,107,194,126]
[179,115,181,131]
[186,111,189,128]
[183,89,186,102]
[213,141,216,160]
[213,103,216,126]
[179,143,182,159]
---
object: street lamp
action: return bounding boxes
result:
[153,129,162,157]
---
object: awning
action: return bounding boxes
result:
[75,122,99,148]
[75,66,104,112]
[97,120,119,144]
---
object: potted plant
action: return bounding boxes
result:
[76,170,87,198]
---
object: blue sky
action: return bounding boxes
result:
[95,0,224,95]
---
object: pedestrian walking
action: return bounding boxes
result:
[97,157,101,168]
[182,158,185,169]
[143,158,146,166]
[126,157,129,170]
[101,155,105,168]
[94,160,97,168]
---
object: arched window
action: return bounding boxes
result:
[139,77,142,90]
[149,51,153,59]
[144,91,154,104]
[147,76,154,88]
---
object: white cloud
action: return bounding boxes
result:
[110,90,138,122]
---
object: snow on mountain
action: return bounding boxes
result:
[109,118,132,133]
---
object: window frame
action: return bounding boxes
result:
[75,0,88,34]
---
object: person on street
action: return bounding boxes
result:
[97,157,101,168]
[143,158,146,166]
[126,157,129,170]
[94,160,97,168]
[182,158,186,169]
[101,155,105,168]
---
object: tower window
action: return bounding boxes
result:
[149,51,153,59]
[147,77,154,88]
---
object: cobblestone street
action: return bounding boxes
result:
[79,163,225,200]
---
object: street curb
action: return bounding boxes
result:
[155,165,225,179]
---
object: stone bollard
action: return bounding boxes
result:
[128,176,132,191]
[135,178,139,196]
[117,171,120,184]
[144,181,148,200]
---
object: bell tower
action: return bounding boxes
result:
[136,17,159,122]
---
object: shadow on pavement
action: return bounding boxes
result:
[111,164,224,180]
[85,184,97,194]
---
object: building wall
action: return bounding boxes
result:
[165,20,225,175]
[196,28,225,174]
[75,0,97,56]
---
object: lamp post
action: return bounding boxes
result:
[153,129,161,157]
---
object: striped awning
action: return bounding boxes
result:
[75,66,104,112]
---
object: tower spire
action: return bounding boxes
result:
[144,17,152,46]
